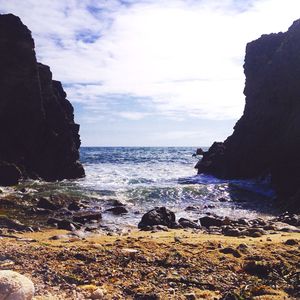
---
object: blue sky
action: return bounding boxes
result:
[1,0,300,146]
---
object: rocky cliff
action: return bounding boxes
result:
[196,19,300,210]
[0,14,84,184]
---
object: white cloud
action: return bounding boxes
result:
[1,0,300,123]
[118,111,149,120]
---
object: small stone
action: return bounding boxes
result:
[284,239,299,245]
[0,270,35,300]
[185,292,196,300]
[91,288,105,299]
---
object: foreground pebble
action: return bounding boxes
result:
[0,270,34,300]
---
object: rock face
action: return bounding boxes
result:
[196,19,300,210]
[0,270,35,300]
[0,14,84,184]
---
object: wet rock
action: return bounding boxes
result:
[237,218,250,226]
[219,247,242,258]
[68,201,81,211]
[31,208,52,215]
[106,206,128,215]
[192,148,204,157]
[273,213,300,227]
[184,206,200,211]
[37,197,60,211]
[138,207,176,229]
[272,221,300,232]
[0,270,35,300]
[47,218,78,231]
[178,218,201,229]
[0,162,21,186]
[199,216,223,228]
[73,212,102,224]
[0,216,30,231]
[110,200,126,207]
[218,197,227,202]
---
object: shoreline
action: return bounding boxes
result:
[1,228,299,299]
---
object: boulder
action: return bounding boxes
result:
[0,270,34,300]
[138,207,176,229]
[199,216,223,228]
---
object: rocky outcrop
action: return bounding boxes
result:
[196,19,300,210]
[0,14,84,184]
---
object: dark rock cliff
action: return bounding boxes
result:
[196,20,300,210]
[0,14,84,184]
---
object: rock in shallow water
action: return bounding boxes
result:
[0,270,34,300]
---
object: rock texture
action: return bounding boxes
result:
[196,19,300,210]
[0,14,84,184]
[0,270,35,300]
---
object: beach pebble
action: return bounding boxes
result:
[0,270,34,300]
[91,288,105,299]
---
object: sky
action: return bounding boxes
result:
[0,0,300,146]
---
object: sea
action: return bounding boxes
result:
[15,147,278,229]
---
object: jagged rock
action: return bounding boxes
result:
[0,270,35,300]
[138,207,176,229]
[195,19,300,211]
[0,14,84,183]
